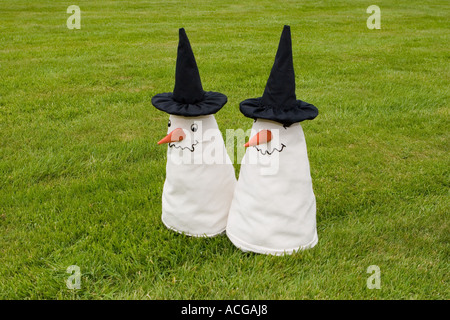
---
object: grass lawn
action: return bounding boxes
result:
[0,0,448,299]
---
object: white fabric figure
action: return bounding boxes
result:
[152,28,236,237]
[226,25,319,255]
[226,119,317,254]
[159,115,236,237]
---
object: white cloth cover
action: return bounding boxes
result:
[161,115,236,237]
[226,119,318,255]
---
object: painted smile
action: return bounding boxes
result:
[169,140,199,152]
[254,143,286,155]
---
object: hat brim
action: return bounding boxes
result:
[152,91,227,116]
[239,97,318,126]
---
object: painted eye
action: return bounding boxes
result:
[191,123,198,132]
[168,120,171,127]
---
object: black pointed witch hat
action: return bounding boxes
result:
[239,25,318,126]
[152,28,227,116]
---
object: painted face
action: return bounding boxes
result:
[158,114,234,167]
[158,115,214,152]
[242,118,308,176]
[245,119,289,156]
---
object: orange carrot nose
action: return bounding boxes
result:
[157,128,186,145]
[244,129,273,148]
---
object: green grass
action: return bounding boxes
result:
[0,0,448,299]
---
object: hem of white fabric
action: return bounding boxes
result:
[161,216,226,238]
[226,230,318,256]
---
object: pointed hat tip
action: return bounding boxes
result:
[173,26,205,104]
[282,25,291,36]
[259,23,296,109]
[279,25,292,48]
